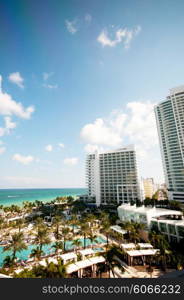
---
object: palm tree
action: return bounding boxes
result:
[42,258,68,278]
[34,217,44,232]
[70,215,78,234]
[80,222,90,249]
[4,206,11,213]
[15,259,68,278]
[86,214,97,229]
[102,220,111,247]
[23,201,33,216]
[34,225,51,252]
[158,236,171,271]
[3,255,14,268]
[129,228,140,243]
[3,232,27,263]
[88,232,98,248]
[52,216,62,240]
[0,217,4,230]
[35,200,43,208]
[52,241,64,257]
[61,227,70,252]
[71,238,82,253]
[134,222,146,231]
[122,221,134,242]
[149,231,171,271]
[16,218,24,233]
[149,230,161,248]
[102,246,122,278]
[99,211,109,223]
[30,247,44,261]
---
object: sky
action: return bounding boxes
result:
[0,0,184,188]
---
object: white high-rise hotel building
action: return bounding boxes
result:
[86,145,141,206]
[155,86,184,203]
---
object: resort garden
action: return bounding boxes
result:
[0,197,184,278]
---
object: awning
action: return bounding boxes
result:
[110,225,127,235]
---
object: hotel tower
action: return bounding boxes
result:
[85,145,141,207]
[155,85,184,203]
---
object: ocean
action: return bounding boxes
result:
[0,188,87,207]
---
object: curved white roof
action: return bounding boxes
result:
[118,204,182,219]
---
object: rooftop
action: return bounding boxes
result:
[66,256,105,274]
[138,243,153,249]
[118,204,183,218]
[126,249,159,257]
[79,249,95,256]
[121,243,136,250]
[87,145,135,156]
[169,85,184,96]
[121,243,153,250]
[59,252,77,261]
[110,225,127,235]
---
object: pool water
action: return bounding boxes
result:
[0,236,106,267]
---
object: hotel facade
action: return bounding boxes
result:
[118,204,184,243]
[85,145,141,207]
[155,86,184,203]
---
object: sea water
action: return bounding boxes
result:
[0,188,87,207]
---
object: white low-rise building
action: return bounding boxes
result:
[151,218,184,243]
[117,204,184,242]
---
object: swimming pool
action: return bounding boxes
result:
[0,236,106,267]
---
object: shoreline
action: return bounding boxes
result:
[0,188,87,207]
[0,194,78,207]
[0,187,86,190]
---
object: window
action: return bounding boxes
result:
[168,224,176,235]
[151,221,158,231]
[159,222,167,233]
[177,226,184,238]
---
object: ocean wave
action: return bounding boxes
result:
[8,195,17,198]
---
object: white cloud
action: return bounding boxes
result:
[81,101,157,148]
[4,116,16,132]
[43,83,58,89]
[124,101,158,146]
[97,25,141,48]
[85,14,92,23]
[43,72,54,81]
[80,100,164,182]
[80,118,122,147]
[45,144,53,152]
[0,146,6,154]
[58,143,65,149]
[63,157,79,166]
[65,19,78,34]
[0,75,34,119]
[12,153,34,165]
[42,73,57,89]
[0,116,17,137]
[8,72,24,88]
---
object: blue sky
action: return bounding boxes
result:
[0,0,184,188]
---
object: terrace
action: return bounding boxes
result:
[121,243,158,266]
[66,256,105,278]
